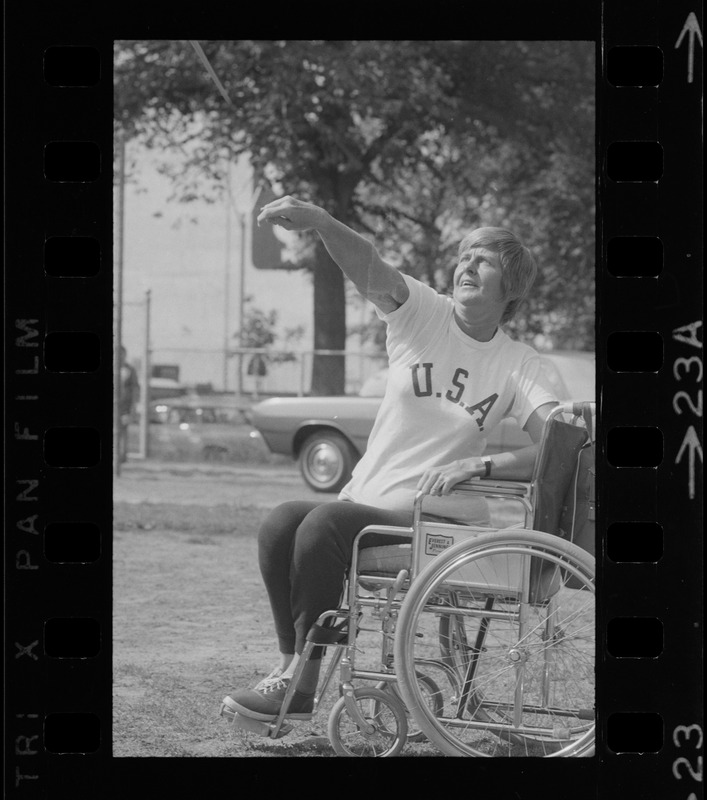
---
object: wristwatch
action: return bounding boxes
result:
[481,456,493,478]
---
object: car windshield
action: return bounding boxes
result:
[165,407,219,424]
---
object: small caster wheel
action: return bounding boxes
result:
[327,687,408,757]
[376,674,444,743]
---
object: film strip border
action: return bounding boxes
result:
[600,5,703,797]
[6,30,113,796]
[3,3,703,796]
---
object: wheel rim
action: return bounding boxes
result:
[328,688,408,757]
[305,442,344,487]
[395,534,595,757]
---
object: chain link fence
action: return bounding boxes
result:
[149,346,388,398]
[121,344,388,460]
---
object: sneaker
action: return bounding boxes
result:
[253,667,284,691]
[222,677,314,722]
[218,669,287,723]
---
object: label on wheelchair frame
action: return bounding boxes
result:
[424,533,455,556]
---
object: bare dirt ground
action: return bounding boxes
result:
[113,460,350,758]
[113,460,524,758]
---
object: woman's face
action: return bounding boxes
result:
[452,246,505,313]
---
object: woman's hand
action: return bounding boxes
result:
[256,195,328,232]
[417,458,484,496]
[416,405,559,497]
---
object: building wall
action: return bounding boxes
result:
[117,144,319,389]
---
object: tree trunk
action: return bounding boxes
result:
[311,239,346,395]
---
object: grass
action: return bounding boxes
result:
[114,501,263,534]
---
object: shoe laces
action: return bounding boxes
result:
[258,676,289,694]
[253,666,286,691]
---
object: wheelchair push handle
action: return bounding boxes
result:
[552,400,595,441]
[556,400,595,418]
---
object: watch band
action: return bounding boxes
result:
[482,456,492,478]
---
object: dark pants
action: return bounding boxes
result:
[257,501,413,655]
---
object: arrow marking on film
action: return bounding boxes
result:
[675,425,703,499]
[675,12,703,84]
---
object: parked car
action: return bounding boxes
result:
[149,376,188,401]
[250,351,596,492]
[142,396,264,462]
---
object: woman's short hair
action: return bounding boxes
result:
[457,227,538,324]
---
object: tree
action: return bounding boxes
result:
[351,41,595,350]
[114,40,595,391]
[239,296,304,396]
[239,295,304,361]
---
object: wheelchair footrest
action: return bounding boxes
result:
[235,712,294,738]
[306,622,350,645]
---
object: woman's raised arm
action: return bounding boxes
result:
[257,195,409,313]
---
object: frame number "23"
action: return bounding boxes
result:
[672,724,703,799]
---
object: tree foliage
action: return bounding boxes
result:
[240,295,304,363]
[115,39,595,392]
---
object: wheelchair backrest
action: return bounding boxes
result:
[531,403,595,558]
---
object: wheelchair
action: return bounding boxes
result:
[225,401,596,757]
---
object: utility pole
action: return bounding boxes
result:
[223,161,232,392]
[237,209,246,396]
[235,180,262,396]
[138,289,151,459]
[113,130,126,478]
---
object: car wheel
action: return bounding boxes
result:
[298,431,357,493]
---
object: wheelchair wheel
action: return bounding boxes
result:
[376,672,444,743]
[327,686,408,757]
[394,529,595,757]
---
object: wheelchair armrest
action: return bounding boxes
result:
[450,478,530,498]
[412,479,532,528]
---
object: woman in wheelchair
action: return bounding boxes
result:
[222,196,559,723]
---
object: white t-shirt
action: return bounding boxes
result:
[339,274,557,523]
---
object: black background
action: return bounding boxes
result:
[4,1,703,797]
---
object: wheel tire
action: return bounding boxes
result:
[298,431,357,493]
[327,687,408,757]
[394,530,595,758]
